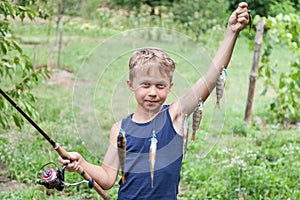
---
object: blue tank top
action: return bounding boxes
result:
[118,105,183,200]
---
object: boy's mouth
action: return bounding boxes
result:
[145,100,158,105]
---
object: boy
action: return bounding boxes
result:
[59,2,250,199]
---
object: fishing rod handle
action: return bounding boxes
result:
[54,144,110,200]
[77,165,110,200]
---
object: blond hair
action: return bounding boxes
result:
[129,48,176,81]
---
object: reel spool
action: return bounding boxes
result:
[36,162,65,191]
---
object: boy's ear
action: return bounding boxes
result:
[127,80,134,91]
[168,82,174,91]
[166,82,173,94]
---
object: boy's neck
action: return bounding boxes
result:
[132,106,163,123]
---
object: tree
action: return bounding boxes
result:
[229,0,299,17]
[0,1,49,128]
[172,0,229,43]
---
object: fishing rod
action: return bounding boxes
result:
[0,88,110,200]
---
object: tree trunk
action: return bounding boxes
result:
[57,29,63,69]
[56,1,63,69]
[244,18,265,126]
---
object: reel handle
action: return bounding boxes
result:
[54,143,110,200]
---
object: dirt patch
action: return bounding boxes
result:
[0,178,26,192]
[0,163,26,192]
[47,69,75,89]
[47,69,92,89]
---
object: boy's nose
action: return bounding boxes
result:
[148,86,157,96]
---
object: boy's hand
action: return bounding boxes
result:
[58,152,82,172]
[228,2,250,33]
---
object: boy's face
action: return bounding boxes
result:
[127,66,173,114]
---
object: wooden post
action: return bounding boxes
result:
[244,18,265,126]
[57,29,63,69]
[56,1,63,69]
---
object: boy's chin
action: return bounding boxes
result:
[144,103,162,113]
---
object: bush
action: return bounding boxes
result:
[259,13,300,127]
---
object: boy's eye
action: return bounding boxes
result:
[141,82,150,87]
[157,84,166,89]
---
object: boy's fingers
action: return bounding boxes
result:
[65,161,80,171]
[236,7,249,16]
[235,2,249,14]
[237,13,249,22]
[235,5,250,24]
[58,156,70,164]
[68,154,77,161]
[239,2,248,9]
[238,11,250,18]
[74,161,80,170]
[67,161,76,168]
[57,158,78,171]
[237,17,248,23]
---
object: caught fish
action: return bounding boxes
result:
[215,68,227,109]
[183,114,189,159]
[117,128,126,184]
[191,99,203,142]
[248,9,253,33]
[149,131,157,188]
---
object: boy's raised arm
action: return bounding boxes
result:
[172,2,250,118]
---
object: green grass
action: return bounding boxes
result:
[1,18,299,200]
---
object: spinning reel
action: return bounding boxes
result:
[36,162,94,191]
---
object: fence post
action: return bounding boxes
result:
[244,18,265,126]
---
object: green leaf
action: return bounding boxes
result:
[13,114,23,128]
[265,67,271,78]
[260,85,268,96]
[26,9,36,20]
[287,104,295,117]
[14,56,20,64]
[0,41,7,54]
[289,82,295,89]
[5,2,15,18]
[19,11,25,21]
[12,40,22,53]
[0,2,9,17]
[17,6,27,12]
[270,99,277,111]
[279,74,286,89]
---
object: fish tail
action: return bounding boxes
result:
[151,169,154,188]
[183,144,187,159]
[248,10,253,34]
[122,174,126,184]
[191,132,196,142]
[184,147,188,159]
[151,177,154,188]
[215,102,220,109]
